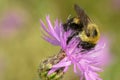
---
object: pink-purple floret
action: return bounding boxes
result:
[40,16,110,80]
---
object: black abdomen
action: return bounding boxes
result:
[78,41,96,50]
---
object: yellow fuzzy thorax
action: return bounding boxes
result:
[79,24,100,44]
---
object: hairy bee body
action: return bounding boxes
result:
[78,24,100,50]
[63,17,83,32]
[63,4,100,51]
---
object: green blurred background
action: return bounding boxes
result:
[0,0,120,80]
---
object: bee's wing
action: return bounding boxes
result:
[74,4,91,27]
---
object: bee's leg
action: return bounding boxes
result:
[67,32,79,44]
[63,23,67,31]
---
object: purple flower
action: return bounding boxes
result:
[40,16,110,80]
[0,9,28,38]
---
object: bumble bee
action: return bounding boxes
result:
[63,4,100,50]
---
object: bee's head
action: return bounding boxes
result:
[66,17,80,25]
[65,17,83,31]
[79,24,100,44]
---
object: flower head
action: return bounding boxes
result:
[40,16,110,80]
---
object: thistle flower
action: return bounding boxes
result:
[39,16,110,80]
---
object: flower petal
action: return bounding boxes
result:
[52,61,71,68]
[46,16,60,41]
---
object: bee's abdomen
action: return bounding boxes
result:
[78,41,96,50]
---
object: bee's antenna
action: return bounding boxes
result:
[67,14,71,20]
